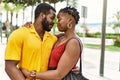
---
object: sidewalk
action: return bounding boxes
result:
[82,48,120,80]
[0,37,120,80]
[80,37,114,45]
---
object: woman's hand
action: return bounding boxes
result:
[72,66,80,74]
[23,22,32,28]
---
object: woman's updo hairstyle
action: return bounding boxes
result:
[59,6,80,24]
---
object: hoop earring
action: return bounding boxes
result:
[67,24,72,29]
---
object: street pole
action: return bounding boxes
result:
[100,0,107,77]
[0,13,2,43]
[119,56,120,71]
[66,0,69,6]
[41,0,43,3]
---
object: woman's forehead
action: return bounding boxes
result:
[57,12,72,18]
[57,12,67,17]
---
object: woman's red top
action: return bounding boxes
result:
[48,39,79,70]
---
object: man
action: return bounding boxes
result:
[4,3,57,80]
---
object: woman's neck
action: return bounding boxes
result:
[64,30,76,39]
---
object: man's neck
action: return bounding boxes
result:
[34,23,45,40]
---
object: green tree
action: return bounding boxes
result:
[112,11,120,47]
[67,0,78,8]
[113,11,120,30]
[44,0,64,3]
[2,0,65,34]
[14,4,26,28]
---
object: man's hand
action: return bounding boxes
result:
[21,68,36,80]
[21,68,30,78]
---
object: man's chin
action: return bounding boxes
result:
[49,25,53,29]
[46,28,51,32]
[47,30,51,32]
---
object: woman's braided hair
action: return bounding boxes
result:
[59,6,80,24]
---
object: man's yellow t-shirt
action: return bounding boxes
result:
[4,24,57,79]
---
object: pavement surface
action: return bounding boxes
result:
[0,37,120,80]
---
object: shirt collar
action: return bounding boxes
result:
[30,24,50,39]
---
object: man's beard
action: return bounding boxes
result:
[42,17,51,31]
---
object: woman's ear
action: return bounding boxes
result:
[68,18,73,24]
[67,18,73,29]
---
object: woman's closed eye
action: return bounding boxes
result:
[58,19,61,22]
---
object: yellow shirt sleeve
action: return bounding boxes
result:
[4,29,24,60]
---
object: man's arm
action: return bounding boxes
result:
[5,60,25,80]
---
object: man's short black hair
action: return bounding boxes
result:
[35,3,56,20]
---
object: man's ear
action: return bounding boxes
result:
[40,13,45,19]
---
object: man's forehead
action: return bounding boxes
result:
[49,9,56,15]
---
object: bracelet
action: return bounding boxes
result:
[30,70,36,79]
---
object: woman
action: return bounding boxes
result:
[22,6,81,80]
